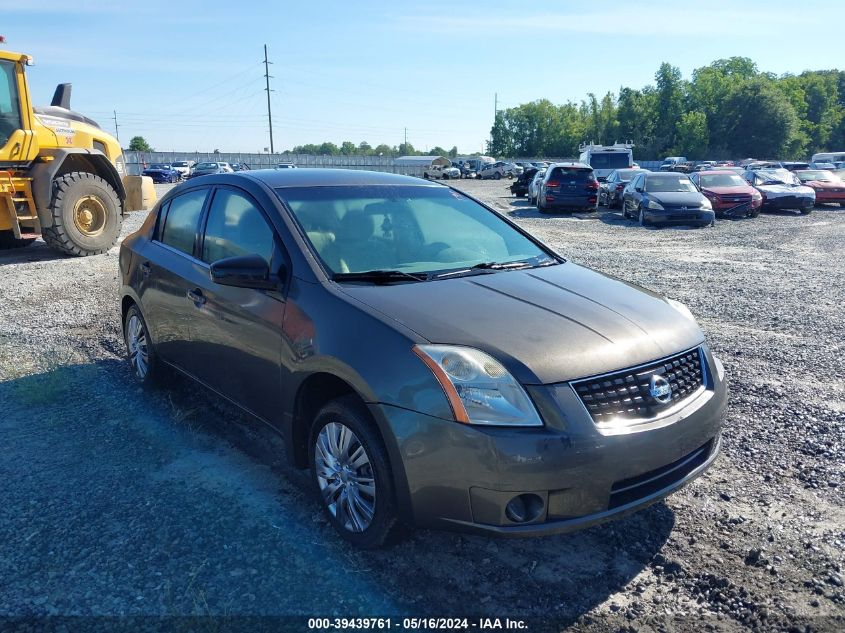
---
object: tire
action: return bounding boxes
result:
[40,172,122,256]
[309,396,400,549]
[800,207,812,215]
[494,172,502,180]
[123,304,161,386]
[638,206,648,227]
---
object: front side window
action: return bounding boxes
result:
[278,185,550,276]
[160,189,208,255]
[202,189,275,265]
[0,60,23,148]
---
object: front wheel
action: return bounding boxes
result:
[494,172,502,180]
[40,172,123,256]
[309,396,401,549]
[638,206,648,227]
[800,207,812,215]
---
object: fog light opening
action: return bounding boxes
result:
[505,493,544,523]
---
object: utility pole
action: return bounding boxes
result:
[404,127,407,149]
[494,92,497,119]
[263,44,274,154]
[112,110,120,142]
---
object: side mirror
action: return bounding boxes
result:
[210,254,278,290]
[635,186,643,193]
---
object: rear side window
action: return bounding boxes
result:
[160,189,207,255]
[202,189,275,265]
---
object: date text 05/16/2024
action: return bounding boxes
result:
[307,618,529,630]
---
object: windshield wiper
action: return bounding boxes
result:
[332,269,430,284]
[432,257,556,280]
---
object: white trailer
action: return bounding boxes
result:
[578,142,634,181]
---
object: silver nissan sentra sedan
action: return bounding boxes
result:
[119,169,727,548]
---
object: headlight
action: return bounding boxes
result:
[413,345,543,427]
[666,298,696,322]
[647,199,664,210]
[700,200,713,210]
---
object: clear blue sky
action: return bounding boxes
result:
[5,1,843,154]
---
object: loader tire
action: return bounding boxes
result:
[40,172,123,256]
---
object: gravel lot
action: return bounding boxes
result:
[1,178,843,632]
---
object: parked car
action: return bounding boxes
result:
[452,160,476,179]
[659,156,688,171]
[692,161,718,172]
[746,161,782,171]
[509,166,539,197]
[423,164,460,180]
[537,162,600,213]
[599,168,648,209]
[171,160,194,180]
[794,170,845,207]
[743,168,815,214]
[187,162,232,179]
[231,163,251,172]
[478,161,522,180]
[689,171,763,218]
[119,168,726,548]
[527,169,546,205]
[622,172,715,227]
[276,163,297,169]
[808,162,836,170]
[142,163,181,183]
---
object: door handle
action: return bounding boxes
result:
[187,288,206,306]
[141,261,151,277]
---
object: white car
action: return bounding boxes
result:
[276,162,297,169]
[528,169,546,205]
[170,160,194,180]
[423,164,460,180]
[478,161,523,180]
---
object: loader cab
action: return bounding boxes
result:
[0,51,37,165]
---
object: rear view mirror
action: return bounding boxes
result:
[210,254,277,289]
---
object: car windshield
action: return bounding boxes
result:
[616,169,640,181]
[549,167,592,181]
[645,175,697,193]
[757,169,794,185]
[698,174,746,188]
[150,164,169,169]
[797,170,836,182]
[194,162,218,170]
[588,153,629,169]
[277,185,554,277]
[172,162,188,167]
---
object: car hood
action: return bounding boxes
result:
[338,263,703,385]
[649,191,707,206]
[701,185,753,196]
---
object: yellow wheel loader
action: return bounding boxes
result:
[1,46,143,256]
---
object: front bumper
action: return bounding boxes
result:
[372,348,727,536]
[762,195,814,210]
[644,208,714,225]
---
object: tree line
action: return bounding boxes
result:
[489,57,845,160]
[283,142,460,158]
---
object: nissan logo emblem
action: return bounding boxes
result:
[649,374,673,404]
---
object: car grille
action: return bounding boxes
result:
[572,347,706,425]
[608,439,714,509]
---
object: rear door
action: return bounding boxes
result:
[137,187,211,373]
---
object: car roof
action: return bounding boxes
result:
[694,170,744,176]
[550,161,591,169]
[240,168,443,188]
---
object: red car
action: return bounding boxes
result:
[795,170,845,206]
[689,170,763,218]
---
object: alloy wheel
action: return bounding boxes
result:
[126,314,149,379]
[314,422,376,533]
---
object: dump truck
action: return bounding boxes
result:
[1,43,141,255]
